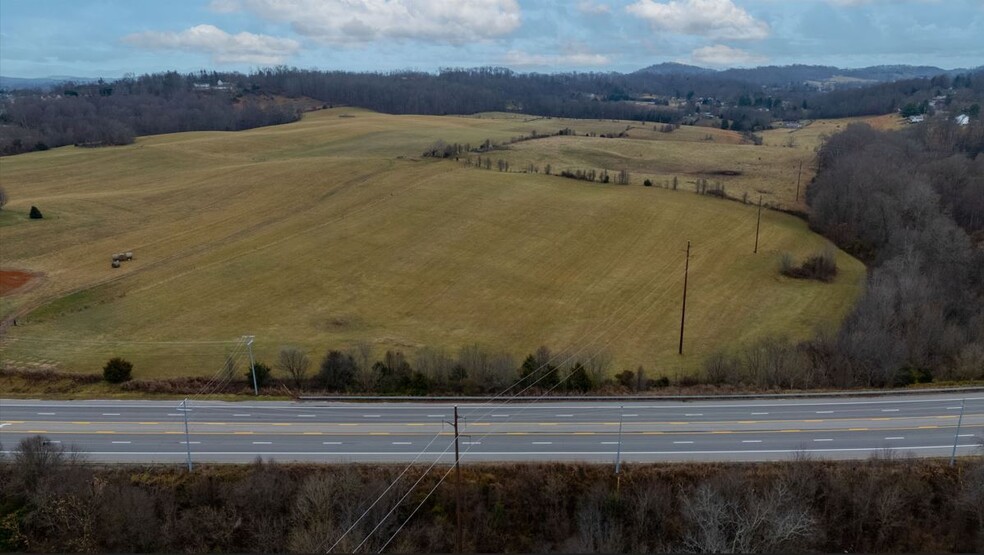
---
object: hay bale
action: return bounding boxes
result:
[111,260,121,268]
[124,251,133,261]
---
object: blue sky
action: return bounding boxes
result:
[1,0,982,78]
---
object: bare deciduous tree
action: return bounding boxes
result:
[277,347,310,388]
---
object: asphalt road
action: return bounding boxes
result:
[1,394,982,463]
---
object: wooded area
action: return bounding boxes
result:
[1,436,981,553]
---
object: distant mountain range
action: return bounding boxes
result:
[634,63,981,87]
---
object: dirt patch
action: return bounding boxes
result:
[711,170,743,176]
[0,269,42,296]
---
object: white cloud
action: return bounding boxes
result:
[503,49,611,68]
[626,0,769,40]
[211,0,521,44]
[691,44,765,66]
[123,24,299,65]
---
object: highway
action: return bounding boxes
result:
[1,394,982,463]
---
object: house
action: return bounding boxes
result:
[908,115,925,124]
[955,114,970,126]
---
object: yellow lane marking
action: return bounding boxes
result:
[780,429,801,433]
[539,423,558,426]
[804,420,823,423]
[138,422,160,425]
[25,430,48,434]
[72,421,91,425]
[849,428,868,431]
[919,425,939,429]
[302,432,320,435]
[368,432,390,436]
[339,423,358,427]
[233,431,254,435]
[738,421,757,424]
[711,431,732,434]
[271,423,290,427]
[471,423,490,426]
[573,432,595,435]
[669,422,689,425]
[507,432,528,435]
[95,431,116,434]
[643,431,664,435]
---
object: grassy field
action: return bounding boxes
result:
[0,108,865,379]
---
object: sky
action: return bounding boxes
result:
[1,0,982,78]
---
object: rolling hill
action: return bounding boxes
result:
[0,108,865,379]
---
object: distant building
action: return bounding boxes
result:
[908,115,925,124]
[955,114,970,126]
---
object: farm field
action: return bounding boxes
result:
[0,108,865,379]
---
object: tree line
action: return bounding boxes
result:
[2,437,982,553]
[702,117,984,388]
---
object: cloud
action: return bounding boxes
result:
[503,49,611,68]
[626,0,769,40]
[691,44,765,66]
[211,0,521,44]
[123,24,299,65]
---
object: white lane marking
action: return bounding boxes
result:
[322,442,342,445]
[427,414,445,418]
[37,412,56,415]
[252,441,272,445]
[555,414,574,417]
[816,411,833,414]
[102,413,121,416]
[685,413,703,417]
[0,424,11,428]
[623,414,638,417]
[233,414,251,417]
[742,440,763,443]
[363,415,381,418]
[492,414,510,418]
[882,409,899,412]
[167,413,182,417]
[813,438,833,442]
[958,434,975,437]
[673,441,694,444]
[392,442,413,445]
[601,441,620,445]
[752,412,769,415]
[532,441,553,445]
[462,441,482,445]
[179,441,201,445]
[296,414,316,418]
[46,440,61,444]
[111,441,131,444]
[948,407,962,410]
[885,437,905,440]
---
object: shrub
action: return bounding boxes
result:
[318,350,356,391]
[643,179,653,187]
[780,250,838,282]
[246,362,273,388]
[29,206,43,219]
[615,369,635,389]
[103,357,133,383]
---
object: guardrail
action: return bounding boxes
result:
[298,386,984,403]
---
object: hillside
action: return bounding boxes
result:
[0,109,864,379]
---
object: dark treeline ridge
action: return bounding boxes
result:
[704,117,984,389]
[4,66,982,156]
[2,436,982,553]
[0,71,301,155]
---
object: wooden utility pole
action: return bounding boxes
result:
[795,161,803,202]
[754,196,763,254]
[678,241,690,355]
[453,406,462,553]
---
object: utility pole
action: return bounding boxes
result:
[245,335,258,396]
[950,398,966,466]
[678,241,691,355]
[614,405,624,495]
[453,406,463,554]
[795,161,803,202]
[181,398,192,472]
[754,195,763,254]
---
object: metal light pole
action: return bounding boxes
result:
[615,405,624,494]
[678,241,691,355]
[453,406,462,553]
[950,398,965,466]
[245,335,258,396]
[181,398,192,472]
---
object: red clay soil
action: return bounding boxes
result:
[0,269,38,296]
